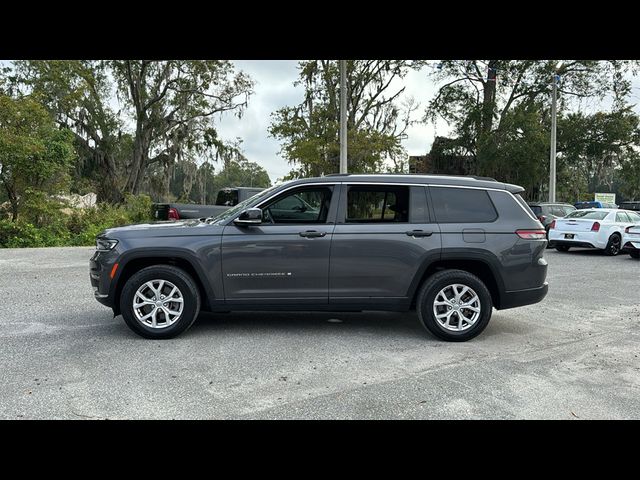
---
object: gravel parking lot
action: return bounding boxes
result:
[1,246,639,419]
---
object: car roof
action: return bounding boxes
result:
[286,174,525,194]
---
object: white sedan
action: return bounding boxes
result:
[548,208,640,256]
[622,223,640,259]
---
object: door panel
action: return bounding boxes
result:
[329,185,441,300]
[221,184,337,303]
[221,224,333,301]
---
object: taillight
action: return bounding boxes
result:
[591,222,600,232]
[549,220,556,229]
[516,229,547,239]
[168,207,180,221]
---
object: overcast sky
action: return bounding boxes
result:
[216,60,449,182]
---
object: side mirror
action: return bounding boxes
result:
[233,207,263,226]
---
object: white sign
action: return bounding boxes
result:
[594,193,616,204]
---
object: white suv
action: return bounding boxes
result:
[548,209,640,255]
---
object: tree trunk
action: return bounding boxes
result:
[125,125,151,195]
[476,61,498,175]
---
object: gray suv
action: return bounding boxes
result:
[90,174,549,342]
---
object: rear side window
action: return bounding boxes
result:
[530,205,542,216]
[346,186,409,223]
[566,210,608,220]
[616,212,631,223]
[430,187,498,223]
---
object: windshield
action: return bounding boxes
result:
[207,183,284,224]
[565,210,609,220]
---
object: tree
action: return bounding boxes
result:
[556,108,640,200]
[0,94,75,220]
[111,60,254,196]
[425,60,636,179]
[270,60,420,178]
[12,61,124,202]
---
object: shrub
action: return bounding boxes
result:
[0,194,154,248]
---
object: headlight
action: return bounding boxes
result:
[96,238,119,252]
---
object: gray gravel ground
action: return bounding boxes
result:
[1,246,639,419]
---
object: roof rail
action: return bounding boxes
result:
[323,173,351,176]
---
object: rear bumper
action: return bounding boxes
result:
[551,240,597,249]
[498,283,549,310]
[548,230,603,249]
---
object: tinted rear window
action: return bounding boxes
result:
[530,205,542,215]
[431,187,497,223]
[566,210,608,220]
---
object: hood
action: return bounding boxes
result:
[101,219,224,239]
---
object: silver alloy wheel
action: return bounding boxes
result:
[133,279,184,329]
[432,283,481,332]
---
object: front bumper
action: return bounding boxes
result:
[89,249,118,308]
[498,283,549,310]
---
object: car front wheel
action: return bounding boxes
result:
[416,269,493,342]
[120,265,201,339]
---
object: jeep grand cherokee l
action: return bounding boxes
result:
[90,174,549,342]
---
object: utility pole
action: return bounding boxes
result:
[339,60,347,174]
[549,62,562,202]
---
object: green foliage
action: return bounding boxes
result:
[0,194,153,248]
[0,93,76,220]
[425,60,640,200]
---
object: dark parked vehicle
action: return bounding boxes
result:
[574,201,618,209]
[90,174,549,342]
[153,187,264,221]
[528,202,576,231]
[527,202,576,246]
[619,201,640,212]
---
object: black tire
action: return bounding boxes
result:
[120,265,201,339]
[604,234,622,256]
[545,228,553,249]
[630,250,640,259]
[555,245,570,252]
[416,269,493,342]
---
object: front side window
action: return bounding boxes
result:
[346,186,409,223]
[262,187,333,224]
[431,187,498,223]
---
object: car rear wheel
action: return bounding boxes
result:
[555,245,570,252]
[416,269,493,342]
[604,234,621,256]
[630,250,640,259]
[120,265,201,339]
